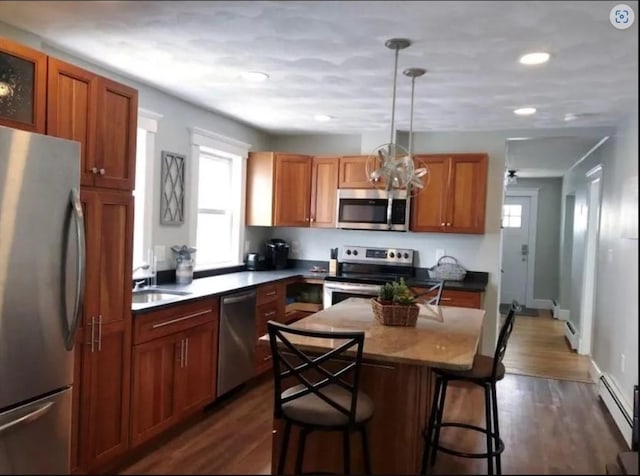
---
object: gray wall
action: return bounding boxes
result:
[506,177,562,301]
[269,134,361,155]
[592,109,638,408]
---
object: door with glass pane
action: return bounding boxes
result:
[500,195,531,305]
[0,37,47,133]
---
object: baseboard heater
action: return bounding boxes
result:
[564,320,578,350]
[599,374,633,448]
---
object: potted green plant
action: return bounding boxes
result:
[372,278,419,327]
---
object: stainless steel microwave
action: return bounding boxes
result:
[336,189,410,231]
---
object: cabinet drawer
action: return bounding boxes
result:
[440,290,482,309]
[255,340,273,375]
[256,283,283,306]
[257,301,280,332]
[134,297,219,345]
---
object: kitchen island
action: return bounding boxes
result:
[261,297,485,475]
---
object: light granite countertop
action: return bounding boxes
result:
[259,297,485,370]
[131,268,327,313]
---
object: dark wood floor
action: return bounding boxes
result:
[120,374,627,475]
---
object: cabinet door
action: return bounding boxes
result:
[446,155,488,234]
[96,191,134,327]
[174,322,217,415]
[310,156,339,228]
[0,37,46,133]
[46,58,98,187]
[81,326,131,471]
[273,154,312,226]
[130,334,180,447]
[338,156,376,189]
[440,290,482,309]
[410,155,449,232]
[95,77,138,190]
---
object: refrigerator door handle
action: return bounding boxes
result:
[0,402,54,436]
[65,188,86,351]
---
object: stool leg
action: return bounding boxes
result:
[295,428,308,475]
[484,384,494,476]
[277,421,291,475]
[360,426,372,475]
[491,383,502,475]
[430,377,448,467]
[421,375,443,474]
[343,429,351,475]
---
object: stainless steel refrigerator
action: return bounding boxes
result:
[0,125,84,474]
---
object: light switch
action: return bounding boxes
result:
[607,248,613,264]
[154,245,166,262]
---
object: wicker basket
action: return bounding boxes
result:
[371,299,419,327]
[428,255,467,281]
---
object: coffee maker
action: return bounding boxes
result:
[266,239,290,270]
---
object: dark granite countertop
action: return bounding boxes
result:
[132,263,487,314]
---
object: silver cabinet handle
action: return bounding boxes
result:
[265,291,277,297]
[447,222,452,226]
[441,222,446,226]
[97,315,102,351]
[91,167,98,174]
[89,316,95,352]
[184,337,189,367]
[99,168,106,175]
[151,310,210,328]
[0,402,54,435]
[65,188,85,351]
[179,338,184,369]
[264,311,277,318]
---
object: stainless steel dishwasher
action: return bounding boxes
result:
[217,289,257,397]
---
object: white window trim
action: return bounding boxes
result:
[133,108,163,272]
[188,127,251,270]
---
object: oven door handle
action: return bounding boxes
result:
[324,283,381,295]
[386,194,393,230]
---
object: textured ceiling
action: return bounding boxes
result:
[0,1,637,133]
[506,136,602,177]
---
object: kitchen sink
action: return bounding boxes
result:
[132,288,191,304]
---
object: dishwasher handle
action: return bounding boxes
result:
[222,291,257,305]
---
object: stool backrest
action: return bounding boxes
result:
[416,280,445,305]
[267,320,365,426]
[492,300,519,379]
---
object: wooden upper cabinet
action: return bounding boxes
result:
[338,156,377,188]
[246,152,312,227]
[47,58,99,187]
[0,36,47,133]
[310,156,339,228]
[411,154,488,234]
[95,77,138,190]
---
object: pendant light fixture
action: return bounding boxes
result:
[366,38,428,192]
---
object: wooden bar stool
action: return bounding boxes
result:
[421,301,519,476]
[267,320,374,475]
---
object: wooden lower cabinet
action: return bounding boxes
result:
[412,286,482,309]
[130,310,218,448]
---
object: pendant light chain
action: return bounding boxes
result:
[390,45,399,145]
[409,75,415,157]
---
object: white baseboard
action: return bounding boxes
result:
[552,300,570,320]
[589,358,602,383]
[533,299,553,309]
[598,374,633,448]
[564,321,578,350]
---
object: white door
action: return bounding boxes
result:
[500,196,531,305]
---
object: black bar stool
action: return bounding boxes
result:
[267,320,374,475]
[421,300,519,476]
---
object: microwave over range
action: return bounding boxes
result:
[336,188,410,231]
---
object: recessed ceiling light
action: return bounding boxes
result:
[519,52,551,65]
[240,71,269,82]
[314,114,332,122]
[564,113,578,122]
[514,107,537,116]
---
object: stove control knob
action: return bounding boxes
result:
[346,249,352,255]
[389,252,395,258]
[403,252,409,259]
[353,250,358,256]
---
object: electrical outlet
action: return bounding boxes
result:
[621,354,625,373]
[435,248,445,262]
[607,248,614,264]
[291,240,300,258]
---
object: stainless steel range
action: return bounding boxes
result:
[323,246,415,308]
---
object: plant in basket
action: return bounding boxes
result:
[373,278,419,326]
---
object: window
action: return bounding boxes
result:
[132,127,148,269]
[502,204,522,228]
[189,127,251,270]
